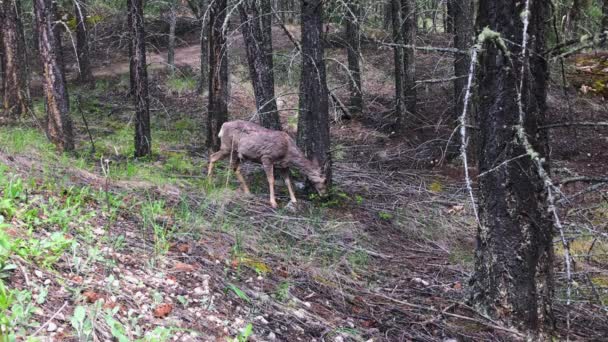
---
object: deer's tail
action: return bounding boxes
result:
[218,125,224,138]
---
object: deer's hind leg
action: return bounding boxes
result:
[231,159,250,194]
[261,157,277,208]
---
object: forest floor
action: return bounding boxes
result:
[1,25,608,342]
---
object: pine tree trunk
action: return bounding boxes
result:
[33,0,74,152]
[472,0,554,338]
[129,0,151,157]
[127,0,136,96]
[603,0,608,32]
[207,0,228,151]
[401,0,416,118]
[74,0,95,87]
[51,1,66,82]
[445,0,454,33]
[197,0,209,94]
[391,0,406,129]
[167,0,177,72]
[565,0,582,38]
[447,0,473,159]
[0,0,30,123]
[238,0,281,130]
[297,0,331,187]
[345,0,363,116]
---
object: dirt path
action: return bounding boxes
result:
[92,26,299,78]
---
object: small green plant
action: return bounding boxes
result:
[13,232,74,269]
[275,281,291,302]
[70,305,95,342]
[104,306,130,342]
[231,323,253,342]
[226,283,251,304]
[141,199,175,256]
[378,211,393,221]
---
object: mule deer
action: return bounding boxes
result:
[207,120,327,208]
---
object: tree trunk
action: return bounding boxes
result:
[74,0,95,87]
[0,0,30,123]
[345,0,363,116]
[167,0,177,72]
[297,0,331,187]
[129,0,152,157]
[401,0,416,119]
[472,0,554,338]
[447,0,473,159]
[603,0,608,33]
[33,0,74,152]
[446,0,454,33]
[197,0,209,94]
[383,1,392,30]
[391,0,406,129]
[51,1,66,82]
[207,0,228,151]
[238,0,281,130]
[128,0,136,96]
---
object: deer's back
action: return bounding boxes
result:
[221,120,291,164]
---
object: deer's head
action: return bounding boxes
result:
[309,158,328,196]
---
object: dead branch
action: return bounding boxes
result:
[559,177,608,186]
[539,122,608,130]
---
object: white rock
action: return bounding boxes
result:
[267,332,276,341]
[47,322,57,332]
[255,315,269,325]
[34,270,44,278]
[44,279,51,285]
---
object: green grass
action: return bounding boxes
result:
[0,127,54,155]
[166,74,197,96]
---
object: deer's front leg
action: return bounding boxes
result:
[207,150,228,178]
[279,168,297,203]
[261,158,277,208]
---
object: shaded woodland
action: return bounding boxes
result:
[1,0,608,340]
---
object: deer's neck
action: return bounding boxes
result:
[289,148,317,179]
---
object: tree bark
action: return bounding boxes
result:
[194,0,209,94]
[603,0,608,33]
[128,0,136,96]
[447,0,473,159]
[345,0,363,116]
[297,0,331,187]
[472,0,554,338]
[129,0,152,157]
[33,0,74,152]
[74,0,95,87]
[167,0,177,72]
[238,0,281,130]
[445,0,454,33]
[0,0,30,123]
[400,0,416,119]
[207,0,228,151]
[391,0,406,129]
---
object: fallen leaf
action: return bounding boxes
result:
[83,290,101,303]
[153,303,173,318]
[176,244,189,253]
[103,301,118,310]
[174,262,196,272]
[453,282,462,290]
[447,205,465,215]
